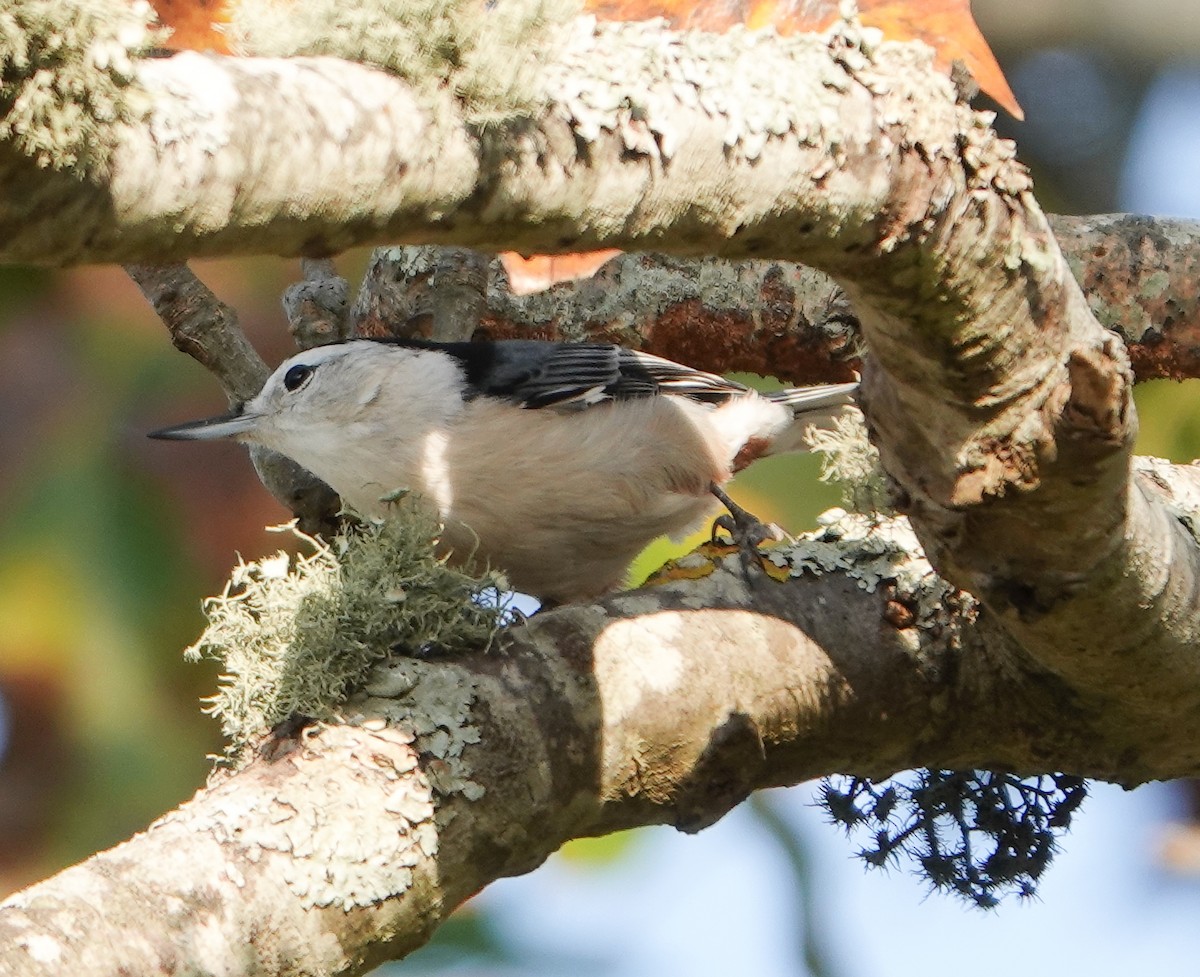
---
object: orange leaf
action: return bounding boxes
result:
[584,0,1022,120]
[498,251,623,296]
[148,0,234,52]
[857,0,1022,120]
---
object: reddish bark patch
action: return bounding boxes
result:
[475,315,563,342]
[884,598,916,630]
[644,297,859,384]
[645,299,756,373]
[1127,330,1200,382]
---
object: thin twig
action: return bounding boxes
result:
[128,262,342,534]
[125,262,269,403]
[282,258,351,349]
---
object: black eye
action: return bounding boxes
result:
[283,364,314,392]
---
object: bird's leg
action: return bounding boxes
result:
[710,484,786,579]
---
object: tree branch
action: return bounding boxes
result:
[359,215,1200,386]
[128,262,342,533]
[0,524,1152,976]
[1,18,970,265]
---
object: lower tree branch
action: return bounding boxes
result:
[5,508,1198,975]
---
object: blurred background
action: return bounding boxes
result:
[3,0,1200,972]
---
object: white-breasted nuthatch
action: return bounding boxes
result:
[151,339,857,602]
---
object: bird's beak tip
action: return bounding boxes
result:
[147,411,259,441]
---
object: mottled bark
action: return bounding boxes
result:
[0,530,1165,977]
[1049,214,1200,381]
[378,217,1200,383]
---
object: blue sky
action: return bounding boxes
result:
[468,781,1200,977]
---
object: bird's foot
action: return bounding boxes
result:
[709,484,785,579]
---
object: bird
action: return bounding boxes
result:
[150,338,858,603]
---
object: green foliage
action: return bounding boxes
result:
[559,828,643,866]
[1133,379,1200,462]
[185,512,505,762]
[0,0,158,171]
[228,0,579,125]
[820,770,1088,907]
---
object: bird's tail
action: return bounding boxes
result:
[763,380,860,454]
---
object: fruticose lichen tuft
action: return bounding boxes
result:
[185,511,505,762]
[0,0,160,171]
[806,410,893,514]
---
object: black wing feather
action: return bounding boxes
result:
[376,338,751,409]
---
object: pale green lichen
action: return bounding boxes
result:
[226,0,579,125]
[186,511,504,761]
[0,0,159,171]
[806,410,893,514]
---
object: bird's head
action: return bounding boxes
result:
[148,340,465,465]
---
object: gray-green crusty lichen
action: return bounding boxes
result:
[0,0,159,171]
[185,513,504,762]
[538,12,938,176]
[353,658,488,802]
[227,0,579,125]
[171,719,445,910]
[767,510,979,639]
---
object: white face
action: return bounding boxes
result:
[151,340,469,510]
[240,342,387,448]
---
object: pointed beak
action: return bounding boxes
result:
[148,408,261,441]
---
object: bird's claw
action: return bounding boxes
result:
[709,484,785,579]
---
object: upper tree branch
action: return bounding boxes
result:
[0,19,969,265]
